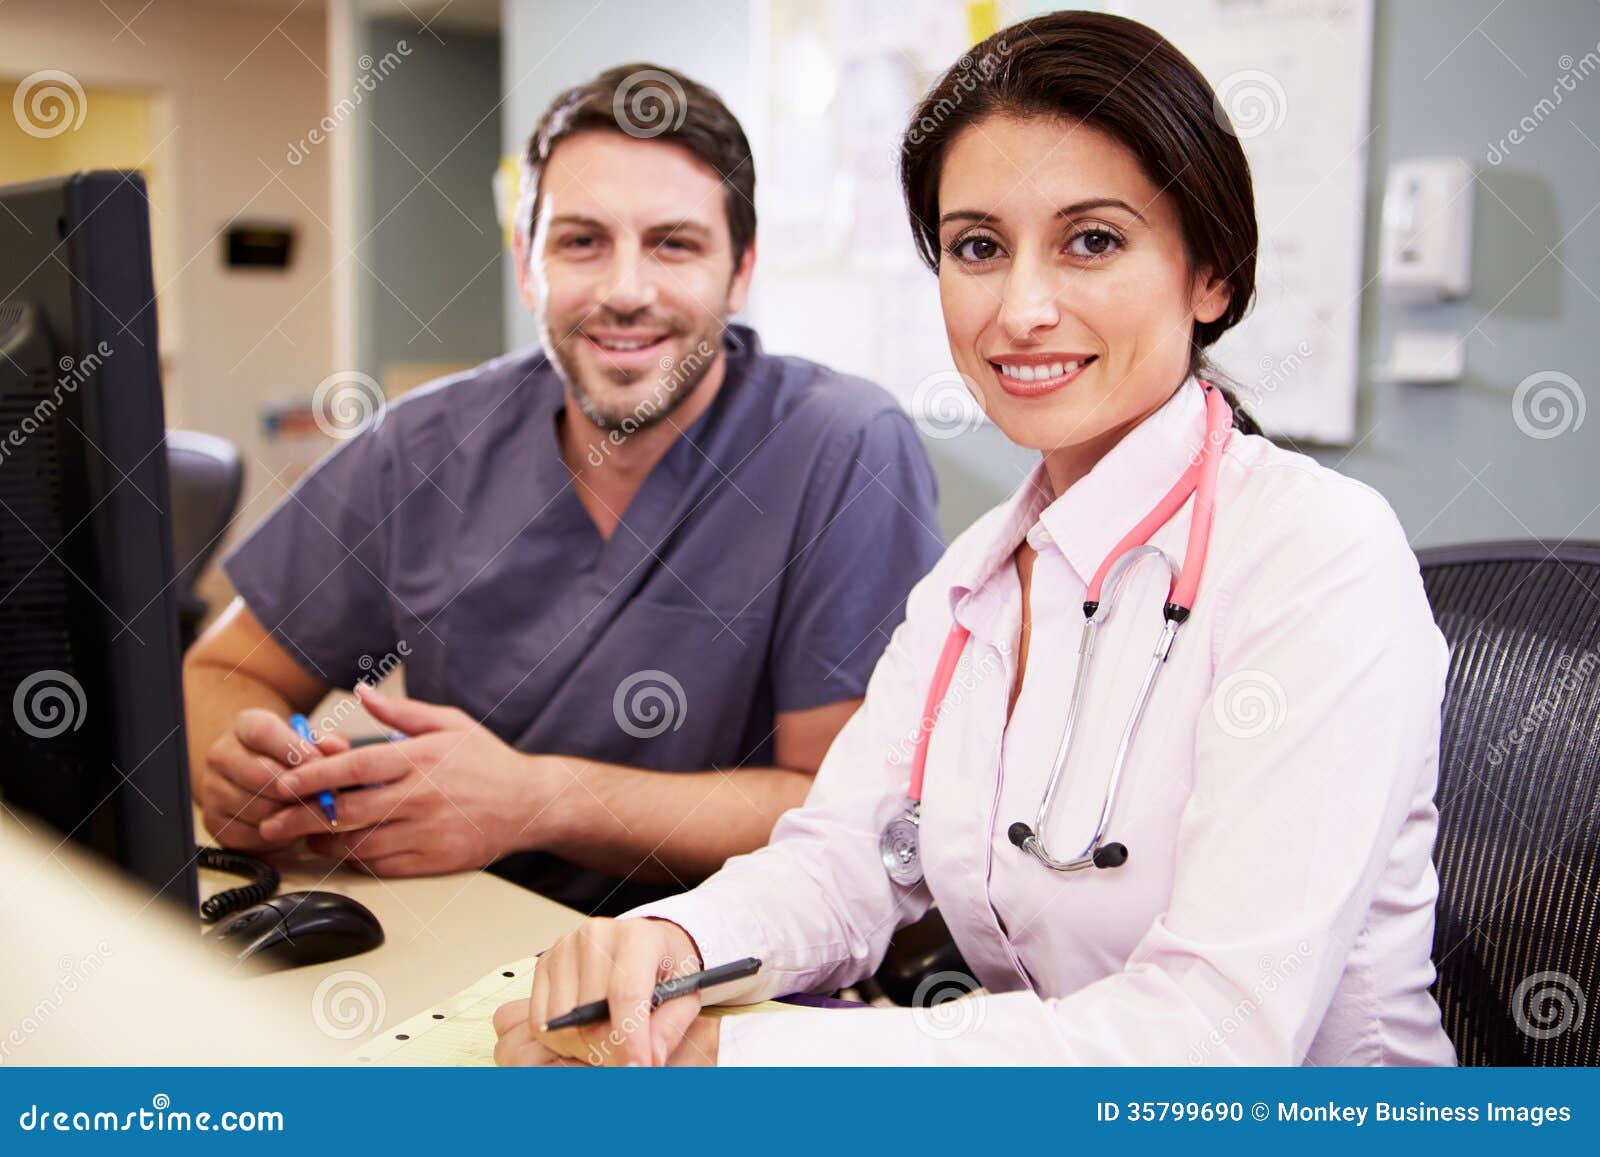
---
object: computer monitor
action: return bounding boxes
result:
[0,170,198,911]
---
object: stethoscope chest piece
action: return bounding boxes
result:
[879,804,924,886]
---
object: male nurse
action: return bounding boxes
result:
[183,63,943,915]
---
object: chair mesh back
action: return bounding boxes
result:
[1420,541,1600,1066]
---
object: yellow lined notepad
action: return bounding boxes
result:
[347,956,794,1066]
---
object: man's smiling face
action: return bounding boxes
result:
[521,130,753,432]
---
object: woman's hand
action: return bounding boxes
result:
[492,999,722,1067]
[492,916,719,1067]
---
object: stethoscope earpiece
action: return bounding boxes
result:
[1009,821,1128,871]
[1092,842,1128,870]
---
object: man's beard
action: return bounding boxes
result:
[550,321,724,433]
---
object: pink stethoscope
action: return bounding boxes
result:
[879,381,1234,886]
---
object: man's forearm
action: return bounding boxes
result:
[528,756,815,883]
[181,658,295,792]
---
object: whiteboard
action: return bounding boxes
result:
[1108,0,1374,443]
[746,0,1373,445]
[745,0,974,435]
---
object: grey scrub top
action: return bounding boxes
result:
[223,324,944,914]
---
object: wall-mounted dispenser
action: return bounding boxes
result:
[1375,158,1475,384]
[1379,157,1474,303]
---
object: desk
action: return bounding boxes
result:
[198,817,588,1040]
[0,808,585,1063]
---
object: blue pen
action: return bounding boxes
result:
[289,713,338,828]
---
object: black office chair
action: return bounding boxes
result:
[876,541,1600,1063]
[867,907,971,1007]
[166,430,243,650]
[1419,540,1600,1066]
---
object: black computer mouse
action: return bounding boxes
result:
[210,890,384,970]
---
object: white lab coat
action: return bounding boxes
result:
[632,377,1458,1066]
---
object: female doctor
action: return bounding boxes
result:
[494,10,1457,1067]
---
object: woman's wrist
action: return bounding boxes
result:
[643,916,704,972]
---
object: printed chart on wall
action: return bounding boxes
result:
[1109,0,1374,444]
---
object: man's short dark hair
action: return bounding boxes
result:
[519,64,756,266]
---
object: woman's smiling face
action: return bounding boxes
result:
[936,114,1231,478]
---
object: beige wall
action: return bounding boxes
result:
[1,0,336,537]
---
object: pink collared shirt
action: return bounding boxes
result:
[631,378,1458,1066]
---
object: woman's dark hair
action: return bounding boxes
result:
[520,63,756,269]
[899,11,1262,434]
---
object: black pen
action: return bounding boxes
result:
[539,956,762,1032]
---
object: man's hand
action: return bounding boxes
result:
[255,683,566,876]
[197,708,349,852]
